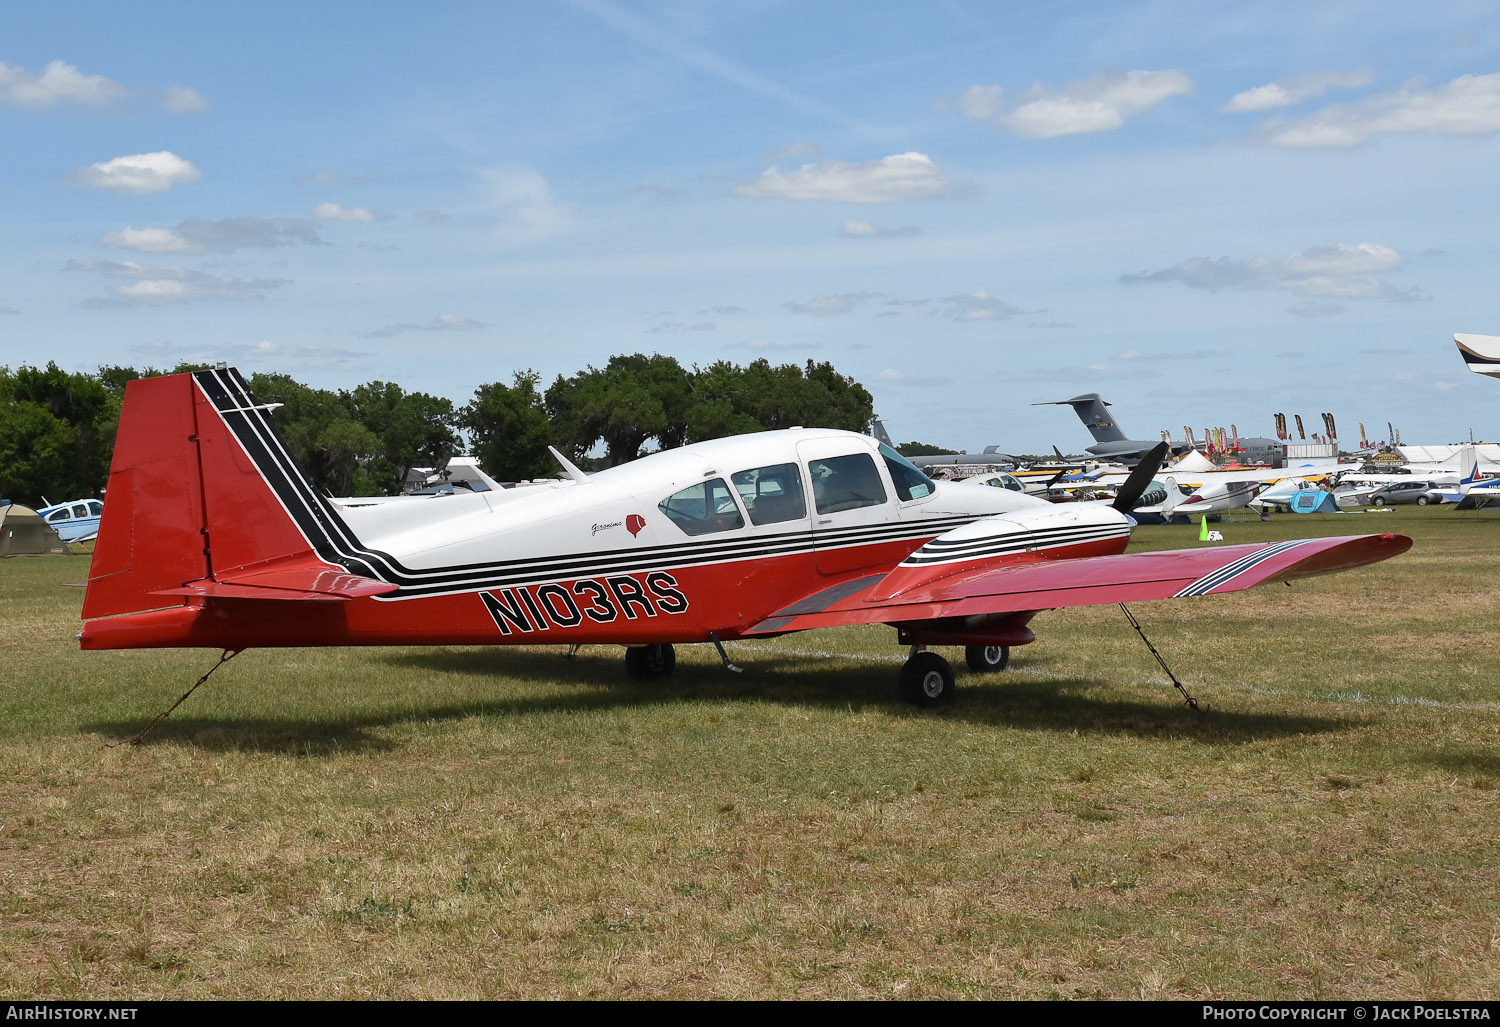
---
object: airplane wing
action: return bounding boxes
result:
[744,534,1409,636]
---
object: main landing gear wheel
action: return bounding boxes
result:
[624,643,676,680]
[964,644,1011,673]
[899,652,955,707]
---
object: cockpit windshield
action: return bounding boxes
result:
[878,443,935,502]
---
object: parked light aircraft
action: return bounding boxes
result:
[1249,478,1318,512]
[80,369,1411,706]
[1455,333,1500,380]
[36,497,104,543]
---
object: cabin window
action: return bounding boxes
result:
[730,463,807,525]
[72,504,90,518]
[878,443,935,501]
[809,453,887,514]
[88,501,104,515]
[658,477,745,536]
[48,509,71,521]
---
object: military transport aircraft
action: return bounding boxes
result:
[80,369,1411,707]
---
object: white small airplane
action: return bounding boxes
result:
[1455,333,1500,379]
[1175,479,1262,520]
[78,368,1411,708]
[1453,477,1500,511]
[1250,477,1318,511]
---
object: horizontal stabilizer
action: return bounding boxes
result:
[745,533,1410,635]
[151,563,398,602]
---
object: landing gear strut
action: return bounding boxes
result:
[899,651,955,707]
[624,643,676,680]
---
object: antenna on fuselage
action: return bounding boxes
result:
[549,446,590,484]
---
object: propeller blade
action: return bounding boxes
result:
[1112,442,1170,513]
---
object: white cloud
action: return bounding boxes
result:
[937,291,1021,321]
[839,219,921,238]
[130,339,370,372]
[1251,73,1500,148]
[358,314,489,339]
[0,59,124,108]
[100,217,324,253]
[953,70,1193,139]
[69,151,201,195]
[480,168,576,243]
[1121,243,1426,307]
[100,227,197,253]
[783,292,880,316]
[736,152,958,203]
[313,202,388,222]
[0,60,207,114]
[67,259,287,306]
[161,85,210,113]
[1224,70,1374,112]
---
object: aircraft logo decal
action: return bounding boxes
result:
[626,514,646,537]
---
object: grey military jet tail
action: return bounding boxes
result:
[1033,394,1127,445]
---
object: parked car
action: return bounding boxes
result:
[1367,481,1437,506]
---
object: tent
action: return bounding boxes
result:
[1288,491,1340,514]
[0,502,71,556]
[1169,450,1218,473]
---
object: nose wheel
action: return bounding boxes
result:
[899,651,955,707]
[964,644,1010,673]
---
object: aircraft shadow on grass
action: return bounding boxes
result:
[86,644,1349,754]
[377,645,1350,745]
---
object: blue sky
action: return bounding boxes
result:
[4,0,1499,452]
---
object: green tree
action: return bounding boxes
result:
[461,370,558,481]
[346,381,460,494]
[546,353,693,465]
[247,372,380,496]
[680,358,876,443]
[897,441,960,457]
[0,362,120,503]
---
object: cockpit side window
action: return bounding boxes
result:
[809,453,888,514]
[658,478,745,536]
[878,443,935,502]
[731,463,807,525]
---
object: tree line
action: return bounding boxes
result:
[0,355,874,507]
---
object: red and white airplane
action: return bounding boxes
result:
[81,368,1411,706]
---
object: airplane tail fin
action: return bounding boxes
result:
[1158,476,1186,516]
[1034,394,1127,445]
[82,369,393,640]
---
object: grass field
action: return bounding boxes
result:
[3,508,1499,999]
